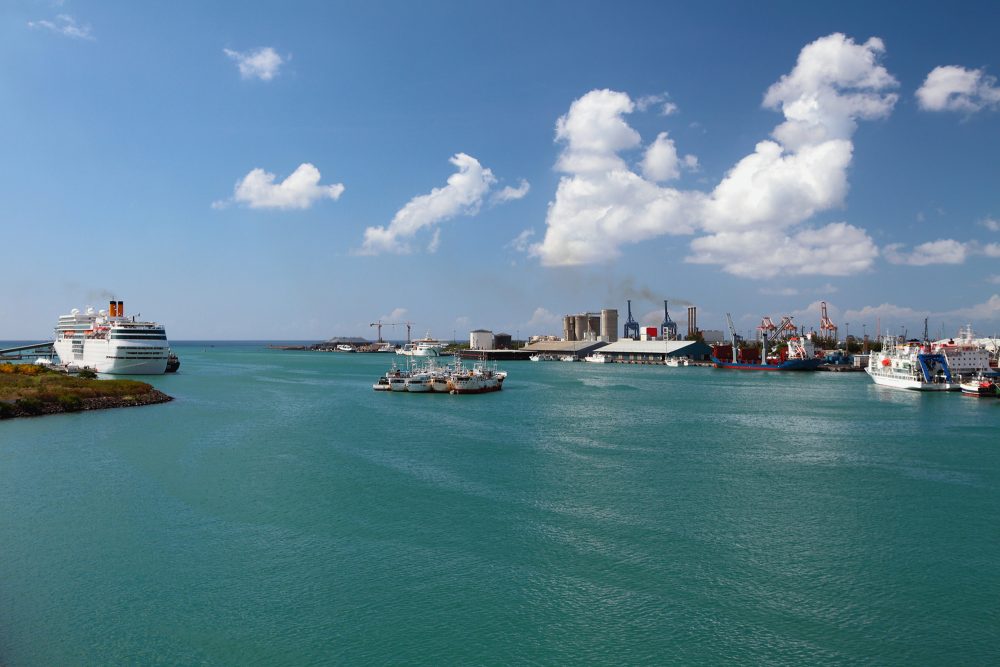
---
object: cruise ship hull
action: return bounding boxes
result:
[53,338,169,374]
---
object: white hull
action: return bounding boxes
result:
[584,354,608,363]
[865,368,957,391]
[53,338,169,374]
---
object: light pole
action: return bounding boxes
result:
[845,322,849,351]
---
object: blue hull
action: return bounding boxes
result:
[711,357,823,371]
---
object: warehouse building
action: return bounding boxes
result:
[597,339,713,364]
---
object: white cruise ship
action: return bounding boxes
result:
[865,336,958,391]
[53,300,171,374]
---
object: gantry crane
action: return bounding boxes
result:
[370,320,414,343]
[819,301,837,343]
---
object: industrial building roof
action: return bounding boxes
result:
[598,339,711,355]
[520,340,607,354]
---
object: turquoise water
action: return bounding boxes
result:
[1,343,998,665]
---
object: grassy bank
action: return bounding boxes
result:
[0,363,172,419]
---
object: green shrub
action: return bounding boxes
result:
[57,394,83,412]
[77,368,98,379]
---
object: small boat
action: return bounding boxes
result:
[373,377,391,391]
[336,344,356,352]
[959,374,999,398]
[529,353,559,362]
[584,353,609,363]
[165,351,181,373]
[559,354,580,362]
[448,364,505,394]
[405,373,432,393]
[665,356,690,367]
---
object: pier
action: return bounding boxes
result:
[0,342,56,362]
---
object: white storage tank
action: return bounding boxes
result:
[469,329,494,350]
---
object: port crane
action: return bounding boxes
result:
[819,301,837,343]
[369,320,414,343]
[623,299,640,340]
[725,313,743,362]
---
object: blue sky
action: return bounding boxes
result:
[2,1,999,341]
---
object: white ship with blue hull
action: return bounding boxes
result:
[53,300,170,375]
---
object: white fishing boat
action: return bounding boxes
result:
[52,300,171,374]
[336,344,356,352]
[559,354,579,362]
[959,374,999,398]
[665,356,690,367]
[584,353,609,363]
[404,372,432,393]
[529,353,559,361]
[448,362,506,394]
[865,336,958,391]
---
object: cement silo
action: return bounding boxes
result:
[574,314,588,341]
[588,315,601,341]
[563,315,576,341]
[601,309,619,342]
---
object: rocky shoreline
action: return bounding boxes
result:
[0,390,173,419]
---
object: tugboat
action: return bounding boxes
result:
[165,351,181,373]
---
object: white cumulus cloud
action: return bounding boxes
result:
[641,132,682,182]
[916,65,1000,113]
[883,239,968,265]
[224,47,285,81]
[214,163,344,210]
[981,242,1000,258]
[523,307,562,335]
[492,179,531,204]
[360,153,496,255]
[532,33,892,278]
[688,223,878,278]
[943,294,1000,321]
[981,217,1000,232]
[28,14,94,40]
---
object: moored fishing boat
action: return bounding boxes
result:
[584,352,609,363]
[448,363,506,394]
[959,374,999,398]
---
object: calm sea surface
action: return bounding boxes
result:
[1,342,998,665]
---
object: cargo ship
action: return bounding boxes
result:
[711,338,823,371]
[712,312,822,371]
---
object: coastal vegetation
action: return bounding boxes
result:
[0,363,171,419]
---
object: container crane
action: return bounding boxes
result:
[623,299,640,340]
[819,301,837,343]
